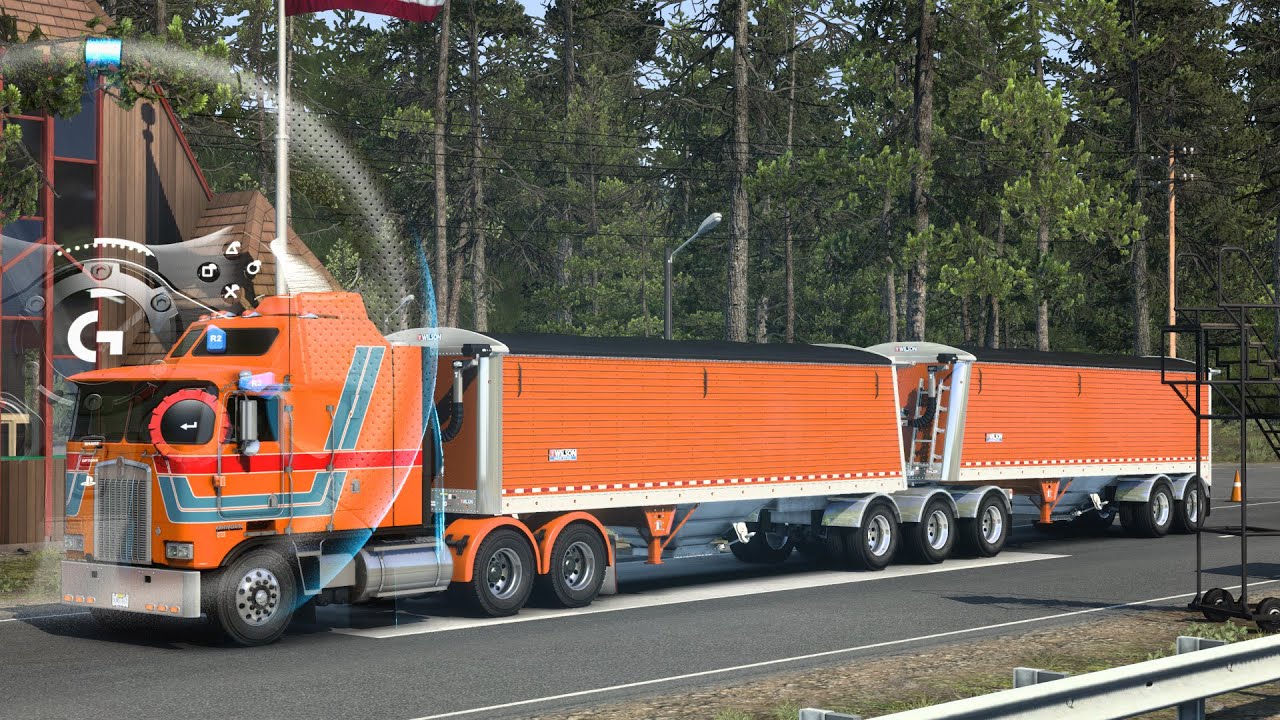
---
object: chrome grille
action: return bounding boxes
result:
[93,459,152,565]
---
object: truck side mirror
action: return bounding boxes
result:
[236,396,259,455]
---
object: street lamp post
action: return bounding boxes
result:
[664,212,723,340]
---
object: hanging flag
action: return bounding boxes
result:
[285,0,444,22]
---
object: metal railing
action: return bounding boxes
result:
[800,633,1280,720]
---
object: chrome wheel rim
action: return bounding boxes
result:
[236,567,280,627]
[981,505,1004,544]
[487,548,523,600]
[1153,491,1172,527]
[1186,487,1201,523]
[866,515,892,557]
[561,541,596,592]
[925,509,951,550]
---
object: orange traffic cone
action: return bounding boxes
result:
[1230,470,1242,503]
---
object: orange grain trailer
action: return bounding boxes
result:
[59,292,1207,645]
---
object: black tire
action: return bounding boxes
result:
[1071,506,1117,533]
[1173,479,1207,534]
[844,500,899,571]
[452,527,535,617]
[1257,598,1280,633]
[795,534,828,563]
[729,530,794,565]
[534,523,607,608]
[206,547,298,646]
[1124,480,1175,538]
[958,492,1009,558]
[1201,587,1235,623]
[825,528,850,566]
[905,497,956,564]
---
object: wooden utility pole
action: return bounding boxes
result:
[1168,148,1177,358]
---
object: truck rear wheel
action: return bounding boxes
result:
[1173,479,1206,534]
[453,527,535,617]
[1122,480,1175,538]
[958,493,1009,557]
[206,547,298,647]
[535,523,606,608]
[905,498,955,564]
[844,501,899,571]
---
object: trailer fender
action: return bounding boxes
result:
[1113,474,1171,504]
[1168,473,1204,500]
[947,485,1012,519]
[444,517,540,584]
[890,487,959,524]
[822,493,901,529]
[531,512,615,575]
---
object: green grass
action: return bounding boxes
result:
[0,548,62,601]
[1212,420,1278,464]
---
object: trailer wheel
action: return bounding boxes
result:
[1256,598,1280,633]
[795,535,829,564]
[905,498,955,564]
[1201,587,1235,622]
[534,523,607,608]
[1123,480,1175,538]
[845,501,899,571]
[206,547,298,647]
[1173,479,1207,534]
[454,527,535,617]
[958,493,1009,558]
[730,531,794,565]
[1071,507,1117,533]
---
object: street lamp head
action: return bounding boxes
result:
[696,212,723,238]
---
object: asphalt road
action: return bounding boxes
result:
[4,465,1280,720]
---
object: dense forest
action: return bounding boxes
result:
[11,1,1280,353]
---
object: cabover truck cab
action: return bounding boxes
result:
[62,292,1208,646]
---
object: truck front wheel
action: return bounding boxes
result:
[453,528,535,617]
[206,547,298,646]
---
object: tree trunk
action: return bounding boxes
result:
[962,295,973,344]
[156,0,166,32]
[986,213,1004,349]
[885,268,898,343]
[783,12,797,343]
[448,247,464,327]
[1034,18,1051,352]
[907,0,936,341]
[726,0,751,342]
[1129,0,1150,355]
[433,0,452,325]
[755,295,769,343]
[468,1,487,332]
[561,0,575,110]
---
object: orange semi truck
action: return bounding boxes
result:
[60,292,1209,644]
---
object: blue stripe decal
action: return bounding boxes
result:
[326,346,370,451]
[157,472,347,523]
[65,472,87,517]
[339,346,384,450]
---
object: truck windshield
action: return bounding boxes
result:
[70,380,218,443]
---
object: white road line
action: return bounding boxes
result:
[0,610,88,624]
[332,552,1065,640]
[408,579,1280,720]
[1222,500,1280,508]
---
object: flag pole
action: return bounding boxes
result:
[275,0,289,296]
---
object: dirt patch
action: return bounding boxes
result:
[519,608,1280,720]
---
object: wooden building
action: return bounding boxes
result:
[0,0,334,545]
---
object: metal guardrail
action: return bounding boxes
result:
[800,633,1280,720]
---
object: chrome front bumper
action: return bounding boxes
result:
[61,561,201,618]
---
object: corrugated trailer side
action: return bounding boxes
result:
[959,357,1209,480]
[435,336,907,515]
